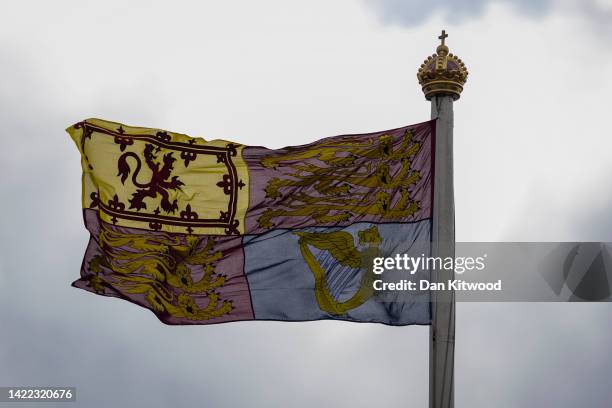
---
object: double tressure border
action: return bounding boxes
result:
[75,121,243,235]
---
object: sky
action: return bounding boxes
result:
[0,0,611,407]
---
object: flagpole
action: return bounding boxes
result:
[417,30,468,408]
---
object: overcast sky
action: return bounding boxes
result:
[1,1,611,407]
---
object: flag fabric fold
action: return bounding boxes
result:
[68,118,434,325]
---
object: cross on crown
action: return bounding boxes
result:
[438,30,448,46]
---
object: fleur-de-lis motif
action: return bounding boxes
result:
[149,221,162,231]
[113,135,134,152]
[107,194,125,211]
[216,153,227,164]
[90,192,100,208]
[180,204,199,220]
[226,143,238,157]
[216,175,233,195]
[155,131,171,142]
[224,219,240,235]
[181,151,197,167]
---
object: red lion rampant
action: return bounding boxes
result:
[117,144,184,214]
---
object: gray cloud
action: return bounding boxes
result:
[364,0,612,44]
[364,0,552,26]
[574,192,612,242]
[572,0,612,41]
[1,1,611,407]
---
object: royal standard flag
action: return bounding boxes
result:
[68,118,434,325]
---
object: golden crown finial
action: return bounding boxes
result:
[417,30,468,100]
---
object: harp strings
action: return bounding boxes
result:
[316,250,361,301]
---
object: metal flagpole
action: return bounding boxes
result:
[417,30,468,408]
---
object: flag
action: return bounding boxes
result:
[68,118,434,325]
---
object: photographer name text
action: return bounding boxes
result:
[373,279,503,291]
